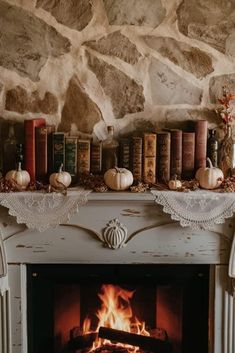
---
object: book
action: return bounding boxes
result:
[157,132,170,183]
[24,118,46,181]
[52,132,65,172]
[195,120,208,171]
[90,141,102,174]
[77,140,90,174]
[46,125,56,176]
[182,132,195,179]
[131,136,142,181]
[143,133,157,183]
[35,126,48,182]
[65,136,78,183]
[170,129,182,179]
[119,138,130,169]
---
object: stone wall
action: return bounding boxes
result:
[0,0,235,141]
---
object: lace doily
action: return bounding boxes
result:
[0,188,91,232]
[151,190,235,230]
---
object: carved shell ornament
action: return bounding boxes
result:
[102,218,128,249]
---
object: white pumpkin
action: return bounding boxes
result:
[5,162,30,190]
[49,164,71,189]
[168,176,182,190]
[195,158,224,190]
[104,167,133,191]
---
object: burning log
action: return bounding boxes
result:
[67,332,97,350]
[98,327,172,353]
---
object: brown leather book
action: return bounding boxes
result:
[157,132,171,183]
[143,133,156,183]
[131,136,142,181]
[90,141,102,174]
[119,138,130,169]
[24,118,46,181]
[182,132,195,180]
[77,140,90,174]
[170,129,182,179]
[195,120,208,171]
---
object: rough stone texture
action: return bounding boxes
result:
[58,76,102,134]
[5,86,58,114]
[177,0,235,55]
[209,74,235,103]
[0,0,70,81]
[149,58,202,105]
[36,0,92,31]
[87,52,145,119]
[85,31,142,65]
[103,0,166,27]
[143,36,213,79]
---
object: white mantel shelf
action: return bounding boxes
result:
[1,189,235,353]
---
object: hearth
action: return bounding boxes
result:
[27,264,209,353]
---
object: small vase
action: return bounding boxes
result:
[219,125,235,178]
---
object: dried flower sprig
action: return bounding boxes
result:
[217,86,235,126]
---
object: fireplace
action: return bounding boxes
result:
[1,191,235,353]
[27,264,209,353]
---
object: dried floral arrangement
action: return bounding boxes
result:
[217,86,235,127]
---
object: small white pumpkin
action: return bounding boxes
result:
[49,164,71,189]
[5,162,30,190]
[195,158,224,190]
[168,175,182,190]
[104,167,133,191]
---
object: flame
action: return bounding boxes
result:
[83,284,150,352]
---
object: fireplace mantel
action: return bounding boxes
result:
[0,189,235,353]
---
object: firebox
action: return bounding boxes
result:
[27,264,209,353]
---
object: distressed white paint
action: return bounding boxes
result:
[0,193,234,352]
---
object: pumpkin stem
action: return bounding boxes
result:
[58,163,63,173]
[114,166,121,173]
[17,162,22,171]
[206,157,213,168]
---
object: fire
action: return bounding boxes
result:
[83,284,150,351]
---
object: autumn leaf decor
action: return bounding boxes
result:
[217,87,235,178]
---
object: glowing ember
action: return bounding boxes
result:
[83,284,150,352]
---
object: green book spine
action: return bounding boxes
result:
[52,132,65,172]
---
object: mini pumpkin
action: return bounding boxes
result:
[168,175,182,190]
[104,167,133,191]
[195,158,224,190]
[5,162,30,190]
[49,164,71,189]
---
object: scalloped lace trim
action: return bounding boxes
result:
[0,188,91,232]
[151,190,235,230]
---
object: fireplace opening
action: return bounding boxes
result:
[27,264,209,353]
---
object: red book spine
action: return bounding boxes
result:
[195,120,208,171]
[182,132,195,180]
[24,118,46,181]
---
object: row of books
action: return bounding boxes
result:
[24,118,94,182]
[24,118,208,184]
[119,119,208,183]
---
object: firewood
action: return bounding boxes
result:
[98,327,172,353]
[67,332,97,350]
